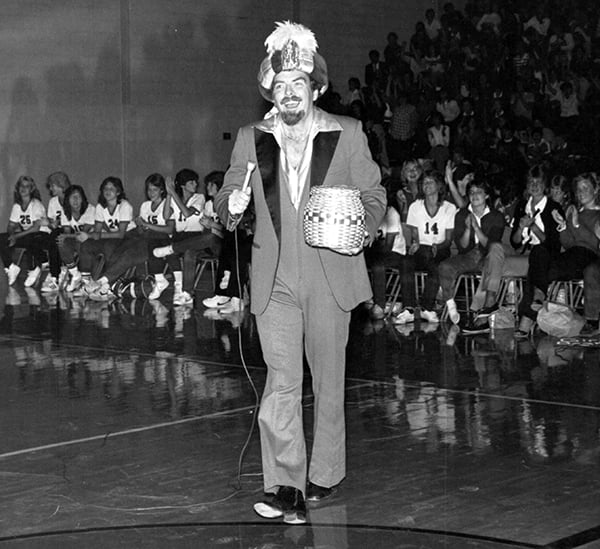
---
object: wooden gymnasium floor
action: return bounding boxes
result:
[0,271,599,549]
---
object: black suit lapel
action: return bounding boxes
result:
[310,131,341,188]
[254,129,281,240]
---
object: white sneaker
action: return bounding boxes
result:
[393,308,415,324]
[88,283,115,301]
[148,277,169,300]
[83,279,101,296]
[219,297,243,314]
[24,267,41,288]
[66,271,83,292]
[420,309,440,323]
[41,275,59,293]
[152,245,174,258]
[446,298,460,325]
[6,264,20,286]
[173,290,194,306]
[202,295,231,308]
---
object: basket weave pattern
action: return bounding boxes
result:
[303,186,366,249]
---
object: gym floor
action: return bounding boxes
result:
[0,272,599,549]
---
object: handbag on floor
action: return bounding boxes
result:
[537,300,585,338]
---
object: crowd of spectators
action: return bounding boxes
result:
[316,0,600,337]
[319,0,600,182]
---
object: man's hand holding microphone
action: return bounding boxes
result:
[228,161,256,216]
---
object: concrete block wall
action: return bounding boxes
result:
[0,0,439,227]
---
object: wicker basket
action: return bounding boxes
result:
[303,186,366,250]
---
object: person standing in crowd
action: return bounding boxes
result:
[214,21,385,524]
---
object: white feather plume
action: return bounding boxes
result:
[264,21,318,55]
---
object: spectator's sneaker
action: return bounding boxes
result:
[152,245,174,258]
[41,275,59,293]
[173,290,194,306]
[462,318,490,335]
[475,303,499,319]
[219,296,243,314]
[202,295,231,308]
[148,277,169,300]
[24,267,41,288]
[66,271,83,292]
[420,308,440,323]
[384,302,403,316]
[446,299,460,325]
[5,264,20,286]
[83,279,101,296]
[392,307,415,324]
[88,283,115,302]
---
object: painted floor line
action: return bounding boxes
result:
[0,404,257,460]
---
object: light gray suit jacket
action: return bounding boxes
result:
[215,108,386,315]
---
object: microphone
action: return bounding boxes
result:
[241,161,256,193]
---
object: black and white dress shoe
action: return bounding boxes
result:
[254,486,306,524]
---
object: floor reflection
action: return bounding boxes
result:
[0,285,599,545]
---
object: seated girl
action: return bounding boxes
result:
[0,176,55,287]
[40,171,73,292]
[396,169,457,323]
[87,173,174,300]
[155,168,206,306]
[56,185,96,291]
[71,176,135,297]
[153,170,224,306]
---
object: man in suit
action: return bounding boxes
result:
[214,21,386,524]
[364,49,388,91]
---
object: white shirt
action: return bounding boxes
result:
[139,199,170,227]
[63,204,96,233]
[428,125,450,147]
[521,196,547,246]
[10,199,50,233]
[424,18,442,41]
[171,193,205,232]
[47,196,65,228]
[95,200,135,232]
[407,199,457,246]
[273,118,316,209]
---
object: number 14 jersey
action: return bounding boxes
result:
[406,199,457,246]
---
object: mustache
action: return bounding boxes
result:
[282,96,302,105]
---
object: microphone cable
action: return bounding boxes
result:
[232,224,261,490]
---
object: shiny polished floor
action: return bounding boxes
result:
[0,273,599,548]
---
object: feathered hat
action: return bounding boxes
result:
[258,21,328,102]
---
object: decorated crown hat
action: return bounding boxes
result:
[258,21,328,102]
